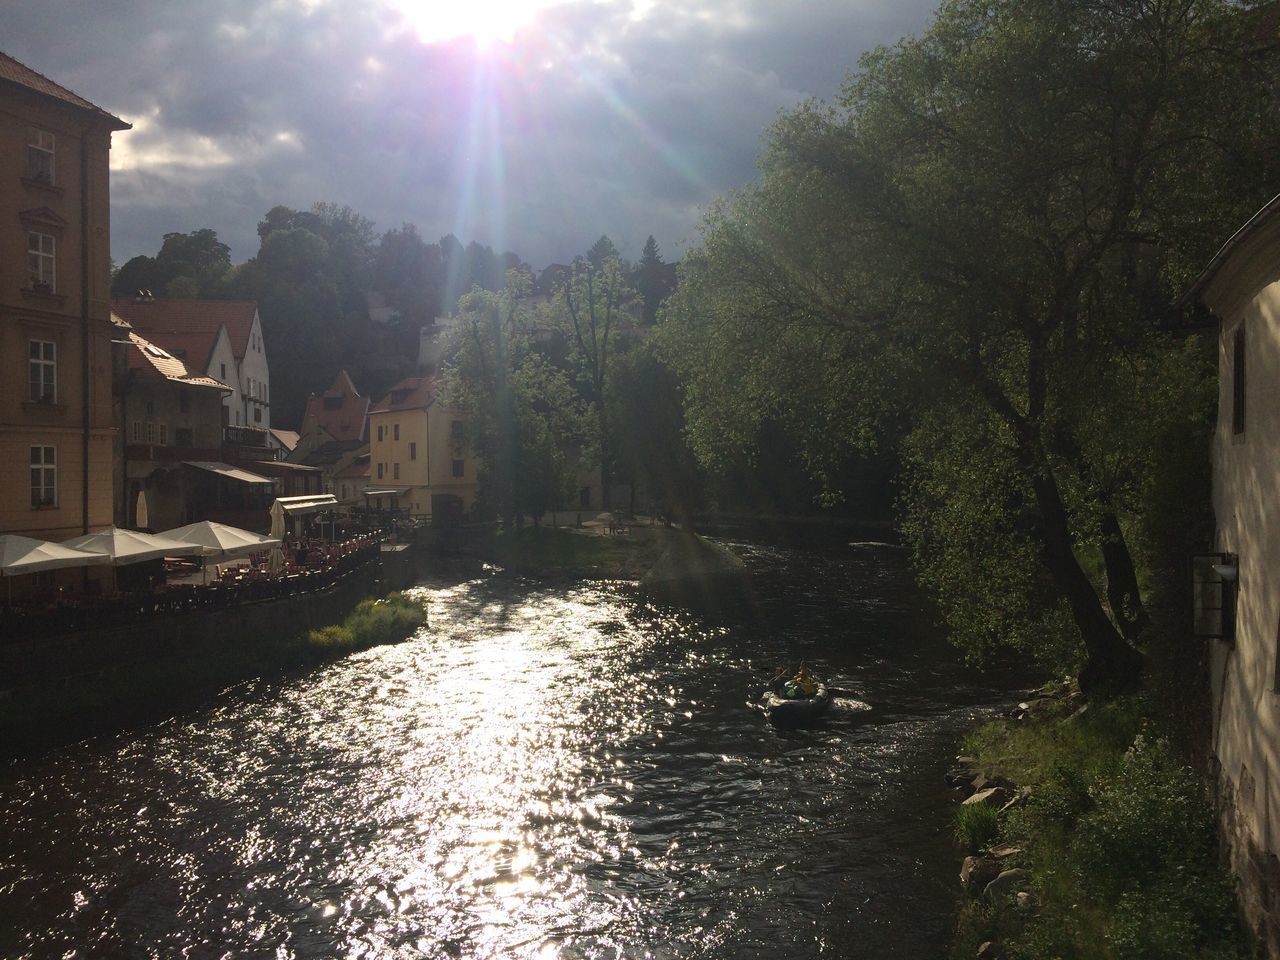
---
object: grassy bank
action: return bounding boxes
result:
[0,591,426,762]
[952,689,1245,959]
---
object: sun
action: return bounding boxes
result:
[389,0,554,48]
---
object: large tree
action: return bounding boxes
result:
[554,254,639,510]
[662,0,1279,692]
[447,273,585,529]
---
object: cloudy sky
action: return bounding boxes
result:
[5,0,936,269]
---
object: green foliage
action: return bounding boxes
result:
[953,803,1001,854]
[607,340,704,524]
[447,274,588,528]
[956,699,1247,960]
[661,0,1280,682]
[337,593,427,649]
[307,625,356,651]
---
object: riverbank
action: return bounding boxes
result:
[0,588,426,763]
[948,684,1245,959]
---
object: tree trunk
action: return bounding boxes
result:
[1099,510,1148,643]
[1024,454,1143,696]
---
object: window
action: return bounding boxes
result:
[394,463,401,480]
[27,129,54,184]
[30,446,55,507]
[175,427,193,447]
[220,363,226,381]
[450,421,464,441]
[28,232,55,291]
[377,462,384,479]
[27,340,55,402]
[1233,326,1246,435]
[377,424,384,442]
[254,406,262,423]
[394,423,400,441]
[131,420,143,442]
[409,442,417,460]
[452,459,464,478]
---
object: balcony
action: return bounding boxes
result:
[224,425,270,447]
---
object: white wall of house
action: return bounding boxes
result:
[203,328,240,427]
[238,310,270,431]
[1203,205,1280,952]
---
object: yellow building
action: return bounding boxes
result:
[366,376,479,521]
[0,52,129,539]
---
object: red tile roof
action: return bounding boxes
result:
[0,51,130,130]
[300,369,368,441]
[124,329,229,392]
[369,377,436,414]
[111,298,260,363]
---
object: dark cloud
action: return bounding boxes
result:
[2,0,936,267]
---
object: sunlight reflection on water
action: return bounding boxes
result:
[0,541,1018,959]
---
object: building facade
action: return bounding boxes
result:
[0,52,129,539]
[110,296,271,432]
[1189,193,1280,956]
[367,376,479,521]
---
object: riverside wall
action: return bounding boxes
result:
[0,559,384,693]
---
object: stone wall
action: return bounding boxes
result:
[1219,764,1280,957]
[0,560,382,691]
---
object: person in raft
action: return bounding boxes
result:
[785,662,819,699]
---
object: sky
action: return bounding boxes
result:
[4,0,937,270]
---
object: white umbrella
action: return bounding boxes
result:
[163,521,280,560]
[63,527,204,566]
[0,534,111,603]
[164,521,280,584]
[0,535,111,576]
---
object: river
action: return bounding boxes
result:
[0,538,1025,959]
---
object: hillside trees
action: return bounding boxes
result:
[661,0,1280,692]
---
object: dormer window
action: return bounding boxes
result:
[27,130,54,185]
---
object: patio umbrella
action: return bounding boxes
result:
[163,521,280,559]
[0,534,113,576]
[164,521,281,584]
[267,502,287,577]
[0,534,112,603]
[63,527,204,565]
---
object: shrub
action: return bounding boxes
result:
[307,625,356,651]
[954,802,1001,853]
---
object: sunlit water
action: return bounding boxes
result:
[0,539,1023,959]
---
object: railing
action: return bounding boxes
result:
[0,544,381,642]
[223,425,270,447]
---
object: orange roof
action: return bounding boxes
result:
[300,369,368,441]
[369,376,435,414]
[125,330,229,392]
[111,298,260,363]
[0,51,130,130]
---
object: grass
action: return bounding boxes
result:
[305,592,427,653]
[954,803,1001,854]
[952,691,1247,959]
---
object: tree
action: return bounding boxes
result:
[447,272,584,529]
[608,340,703,525]
[633,235,673,325]
[554,254,638,510]
[661,0,1279,693]
[110,228,232,298]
